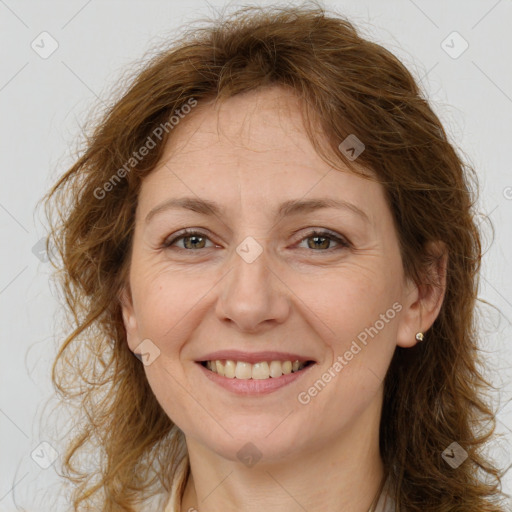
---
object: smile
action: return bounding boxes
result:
[197,358,316,396]
[201,359,314,379]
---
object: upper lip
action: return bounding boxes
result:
[196,350,316,364]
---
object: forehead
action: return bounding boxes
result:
[137,86,384,224]
[163,86,319,163]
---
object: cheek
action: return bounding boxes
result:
[292,262,400,404]
[302,263,398,338]
[293,278,398,441]
[130,262,220,349]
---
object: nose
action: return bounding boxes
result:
[215,239,291,333]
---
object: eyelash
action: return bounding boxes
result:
[162,228,351,253]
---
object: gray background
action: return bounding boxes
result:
[0,0,511,510]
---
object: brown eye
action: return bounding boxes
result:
[297,230,350,251]
[162,228,350,253]
[163,229,214,250]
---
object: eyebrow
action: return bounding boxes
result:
[145,196,370,224]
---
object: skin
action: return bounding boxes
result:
[120,85,446,512]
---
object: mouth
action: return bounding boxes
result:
[198,359,316,380]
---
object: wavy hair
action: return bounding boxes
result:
[43,2,508,511]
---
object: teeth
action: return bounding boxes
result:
[224,360,236,378]
[282,361,292,374]
[252,362,269,380]
[269,360,282,378]
[204,359,309,379]
[235,361,252,380]
[216,360,225,377]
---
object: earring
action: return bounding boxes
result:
[415,332,424,342]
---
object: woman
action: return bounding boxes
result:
[43,4,508,511]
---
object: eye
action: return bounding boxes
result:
[162,228,350,252]
[162,229,215,250]
[296,229,350,251]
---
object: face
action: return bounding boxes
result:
[121,86,422,464]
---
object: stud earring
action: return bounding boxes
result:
[415,332,424,342]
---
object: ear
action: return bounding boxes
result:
[396,241,448,348]
[119,284,140,353]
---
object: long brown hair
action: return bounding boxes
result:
[43,3,508,510]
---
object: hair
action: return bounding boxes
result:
[42,2,508,511]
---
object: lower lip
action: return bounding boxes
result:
[196,362,315,396]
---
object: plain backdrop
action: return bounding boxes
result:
[0,0,511,510]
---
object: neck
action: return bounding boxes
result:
[180,388,386,512]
